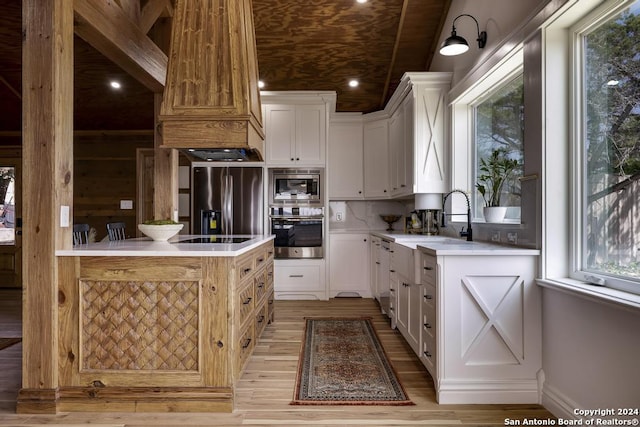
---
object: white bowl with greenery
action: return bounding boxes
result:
[138,221,183,241]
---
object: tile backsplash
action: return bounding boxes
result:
[328,200,412,232]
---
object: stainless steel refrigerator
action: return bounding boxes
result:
[192,166,263,235]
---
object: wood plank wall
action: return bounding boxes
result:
[73,132,153,241]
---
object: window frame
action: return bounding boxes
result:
[570,0,640,295]
[470,72,525,222]
[449,48,524,224]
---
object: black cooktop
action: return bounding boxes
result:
[176,237,253,244]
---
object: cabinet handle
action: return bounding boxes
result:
[424,322,432,329]
[358,190,362,194]
[384,189,387,193]
[424,294,433,300]
[423,266,433,271]
[257,315,265,324]
[290,158,294,161]
[296,157,300,161]
[257,257,264,263]
[243,297,252,305]
[242,338,252,349]
[423,351,432,358]
[389,288,395,292]
[389,269,395,273]
[375,261,380,265]
[289,274,304,278]
[243,268,252,274]
[257,282,264,289]
[401,184,406,188]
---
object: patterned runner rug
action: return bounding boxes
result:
[0,337,21,351]
[291,317,413,405]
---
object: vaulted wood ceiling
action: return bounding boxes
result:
[0,0,451,133]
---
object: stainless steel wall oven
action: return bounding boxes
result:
[268,168,324,259]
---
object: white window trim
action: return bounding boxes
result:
[569,0,640,295]
[538,0,640,307]
[450,48,524,223]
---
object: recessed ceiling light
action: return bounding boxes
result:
[357,0,368,3]
[109,80,121,89]
[258,80,265,88]
[606,79,619,86]
[348,79,359,88]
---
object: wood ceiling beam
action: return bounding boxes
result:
[380,0,409,109]
[73,0,167,93]
[140,0,173,34]
[114,0,141,25]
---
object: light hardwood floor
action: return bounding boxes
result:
[0,288,555,426]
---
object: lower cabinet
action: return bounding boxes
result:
[416,248,541,404]
[329,233,371,298]
[274,259,326,300]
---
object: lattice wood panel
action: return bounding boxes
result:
[81,280,200,371]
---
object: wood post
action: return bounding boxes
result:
[19,0,74,413]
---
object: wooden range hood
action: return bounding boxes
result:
[159,0,264,159]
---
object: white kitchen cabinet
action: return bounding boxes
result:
[363,116,390,198]
[388,105,405,196]
[372,236,392,316]
[328,114,364,199]
[382,72,451,195]
[417,247,541,404]
[329,233,371,297]
[264,103,325,166]
[261,92,336,167]
[273,259,327,300]
[391,243,421,354]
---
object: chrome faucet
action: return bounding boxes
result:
[441,189,473,241]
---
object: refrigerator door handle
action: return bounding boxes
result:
[222,174,233,235]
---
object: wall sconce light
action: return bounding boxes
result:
[439,14,487,56]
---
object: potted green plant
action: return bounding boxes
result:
[476,148,519,223]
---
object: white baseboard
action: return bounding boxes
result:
[437,379,540,404]
[541,382,579,420]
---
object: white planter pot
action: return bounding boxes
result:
[483,206,507,223]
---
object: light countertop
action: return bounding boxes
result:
[56,234,275,257]
[370,231,539,256]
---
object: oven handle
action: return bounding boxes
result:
[270,216,324,221]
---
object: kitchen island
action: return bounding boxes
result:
[370,232,541,404]
[24,235,275,413]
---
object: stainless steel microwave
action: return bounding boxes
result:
[268,168,324,205]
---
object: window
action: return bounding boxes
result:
[0,167,15,244]
[575,0,640,293]
[473,74,524,221]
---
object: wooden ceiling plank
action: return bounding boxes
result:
[73,0,167,92]
[380,0,409,109]
[140,0,172,34]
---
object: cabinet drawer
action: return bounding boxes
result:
[267,290,275,323]
[235,321,255,377]
[420,334,436,376]
[422,283,436,310]
[255,300,269,338]
[237,253,256,281]
[422,307,436,341]
[275,265,321,290]
[236,282,255,328]
[255,272,268,302]
[421,254,437,285]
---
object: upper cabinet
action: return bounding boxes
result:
[262,92,336,167]
[363,115,390,198]
[385,72,451,196]
[327,72,451,201]
[328,114,364,199]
